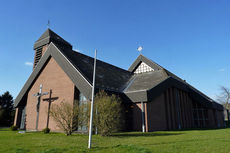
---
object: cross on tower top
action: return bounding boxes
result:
[47,20,50,28]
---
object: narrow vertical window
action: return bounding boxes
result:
[78,93,88,132]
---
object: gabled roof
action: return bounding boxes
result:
[125,54,223,110]
[128,54,183,81]
[128,55,163,72]
[15,43,133,107]
[15,29,223,111]
[34,28,72,49]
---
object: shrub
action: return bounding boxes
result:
[49,101,79,136]
[94,90,124,136]
[42,128,50,134]
[10,125,18,131]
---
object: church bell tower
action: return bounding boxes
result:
[33,28,72,69]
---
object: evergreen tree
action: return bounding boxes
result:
[0,91,14,126]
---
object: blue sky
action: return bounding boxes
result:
[0,0,230,101]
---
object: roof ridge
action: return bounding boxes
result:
[141,55,164,69]
[71,50,133,75]
[140,55,184,81]
[128,54,163,72]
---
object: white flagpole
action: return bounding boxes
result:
[88,49,97,149]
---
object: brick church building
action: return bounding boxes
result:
[14,29,224,132]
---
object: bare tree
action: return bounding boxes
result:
[49,101,79,135]
[217,86,230,127]
[217,86,230,110]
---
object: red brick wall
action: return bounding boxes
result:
[177,89,194,129]
[146,87,195,131]
[131,87,224,131]
[164,88,177,130]
[26,57,75,131]
[132,87,195,132]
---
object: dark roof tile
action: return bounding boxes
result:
[56,45,133,92]
[124,70,168,92]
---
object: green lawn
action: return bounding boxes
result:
[0,128,230,153]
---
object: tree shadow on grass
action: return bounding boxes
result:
[0,127,10,131]
[141,138,212,147]
[15,148,30,153]
[111,131,184,138]
[171,127,229,132]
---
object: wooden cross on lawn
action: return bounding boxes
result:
[33,84,49,131]
[43,89,58,129]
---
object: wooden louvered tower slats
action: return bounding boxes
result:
[33,47,42,68]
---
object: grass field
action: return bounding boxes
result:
[0,128,230,153]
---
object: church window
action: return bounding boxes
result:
[79,93,87,103]
[78,93,88,132]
